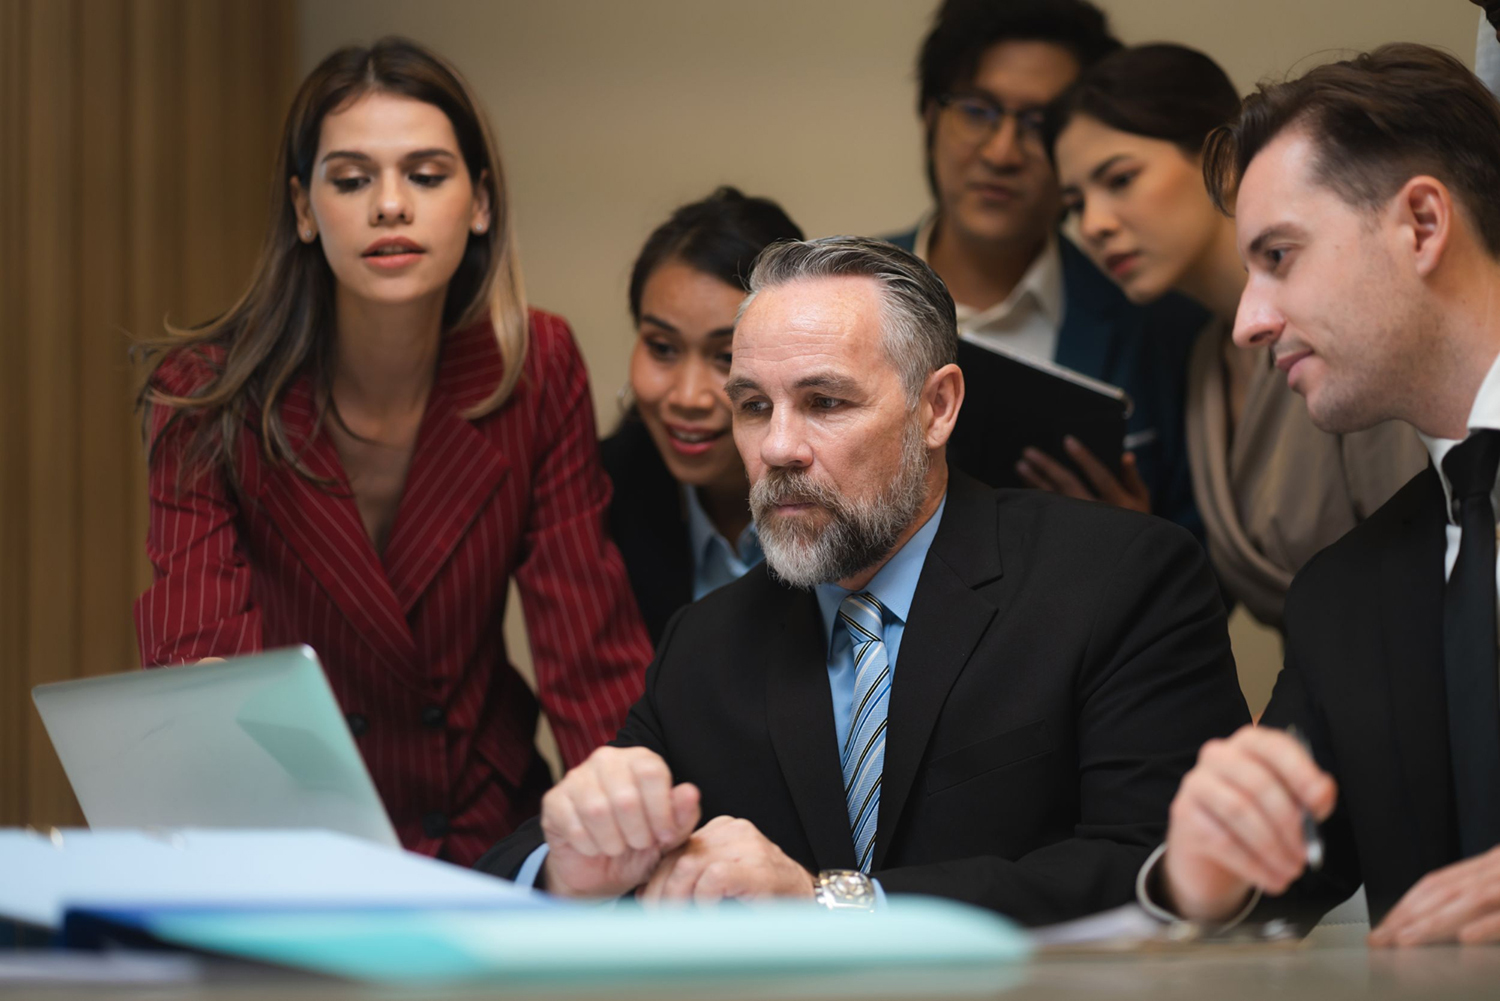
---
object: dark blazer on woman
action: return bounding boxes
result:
[599,417,693,646]
[480,472,1249,924]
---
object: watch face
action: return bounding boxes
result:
[819,869,876,909]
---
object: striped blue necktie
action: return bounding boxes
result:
[838,591,891,873]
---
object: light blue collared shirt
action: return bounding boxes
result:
[683,485,762,600]
[512,495,947,900]
[815,497,946,756]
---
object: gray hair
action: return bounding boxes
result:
[739,236,958,401]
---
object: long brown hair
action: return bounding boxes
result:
[136,36,529,485]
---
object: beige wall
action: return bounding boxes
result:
[299,0,1479,722]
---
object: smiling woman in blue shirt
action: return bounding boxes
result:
[600,188,804,644]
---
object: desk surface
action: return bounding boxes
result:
[5,928,1499,1000]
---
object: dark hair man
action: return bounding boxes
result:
[479,237,1247,923]
[886,0,1204,533]
[1145,44,1500,946]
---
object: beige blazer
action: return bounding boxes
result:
[1185,322,1429,629]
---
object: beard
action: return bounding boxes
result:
[750,416,931,589]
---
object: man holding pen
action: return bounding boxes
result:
[1142,43,1500,946]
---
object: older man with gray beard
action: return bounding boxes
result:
[478,237,1248,924]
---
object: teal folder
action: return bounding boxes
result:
[65,897,1029,989]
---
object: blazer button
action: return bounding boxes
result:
[422,812,449,838]
[420,704,446,729]
[345,712,369,737]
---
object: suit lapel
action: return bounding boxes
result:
[765,585,859,870]
[874,474,1003,869]
[381,322,511,613]
[1379,469,1456,863]
[246,378,420,675]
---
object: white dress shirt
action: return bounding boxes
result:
[912,213,1065,364]
[1417,347,1500,602]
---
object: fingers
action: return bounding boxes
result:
[541,747,685,857]
[669,783,702,849]
[639,844,687,907]
[1116,452,1153,514]
[630,754,675,845]
[1018,447,1090,499]
[1061,437,1125,501]
[540,785,600,856]
[1161,725,1338,919]
[1459,908,1500,944]
[591,752,657,852]
[1239,728,1337,820]
[1371,850,1500,947]
[1205,741,1310,873]
[641,815,733,907]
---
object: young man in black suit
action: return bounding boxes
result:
[1146,44,1500,945]
[478,236,1246,923]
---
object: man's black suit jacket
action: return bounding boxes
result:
[479,473,1249,925]
[1258,465,1466,926]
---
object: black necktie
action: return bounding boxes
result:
[1442,429,1500,858]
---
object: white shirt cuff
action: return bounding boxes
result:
[1135,842,1262,932]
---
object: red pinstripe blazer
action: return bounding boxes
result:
[134,309,653,865]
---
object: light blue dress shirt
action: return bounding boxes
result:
[682,485,762,600]
[513,495,947,900]
[814,497,946,755]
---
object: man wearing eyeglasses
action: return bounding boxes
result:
[887,0,1204,533]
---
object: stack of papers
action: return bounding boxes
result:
[0,828,542,930]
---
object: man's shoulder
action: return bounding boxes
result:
[664,563,793,634]
[944,475,1204,576]
[1288,466,1441,606]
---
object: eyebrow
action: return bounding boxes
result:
[723,376,758,401]
[640,315,735,340]
[793,372,859,395]
[319,147,458,166]
[1089,154,1131,183]
[1248,223,1310,258]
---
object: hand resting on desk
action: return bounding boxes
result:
[1368,845,1500,947]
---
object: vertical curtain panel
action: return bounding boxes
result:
[0,0,295,827]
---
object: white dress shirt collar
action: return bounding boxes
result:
[912,212,1065,361]
[1418,347,1500,526]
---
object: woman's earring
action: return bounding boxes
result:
[303,229,314,241]
[473,221,488,234]
[617,381,635,416]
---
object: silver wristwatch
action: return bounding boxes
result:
[813,869,877,912]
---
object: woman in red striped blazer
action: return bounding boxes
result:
[132,38,652,866]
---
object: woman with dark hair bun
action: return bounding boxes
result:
[603,187,803,643]
[1047,43,1426,630]
[133,37,652,863]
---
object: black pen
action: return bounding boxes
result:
[1285,725,1324,872]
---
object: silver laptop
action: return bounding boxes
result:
[32,646,400,849]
